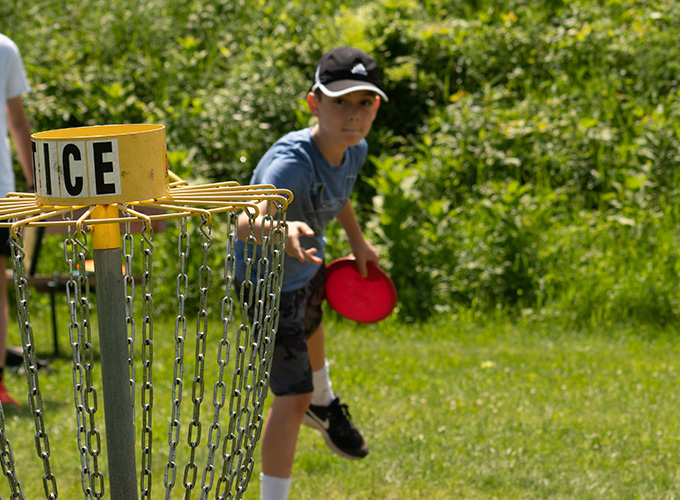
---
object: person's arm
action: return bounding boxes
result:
[237,201,322,265]
[6,95,34,189]
[335,200,379,277]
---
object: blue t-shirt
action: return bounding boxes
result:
[235,128,368,292]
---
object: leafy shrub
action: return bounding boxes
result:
[4,0,680,327]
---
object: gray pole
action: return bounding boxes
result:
[94,246,139,500]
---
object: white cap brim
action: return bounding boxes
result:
[312,81,389,102]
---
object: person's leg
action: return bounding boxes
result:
[260,391,313,478]
[306,322,325,371]
[0,256,7,368]
[256,276,316,500]
[0,256,18,407]
[301,276,368,459]
[306,323,336,407]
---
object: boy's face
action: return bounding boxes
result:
[307,90,381,149]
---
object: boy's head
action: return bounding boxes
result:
[311,46,388,102]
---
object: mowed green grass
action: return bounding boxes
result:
[1,309,679,499]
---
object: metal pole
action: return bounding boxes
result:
[91,205,139,500]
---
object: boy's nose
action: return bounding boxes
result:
[347,107,361,120]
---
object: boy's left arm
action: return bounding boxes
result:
[335,200,379,277]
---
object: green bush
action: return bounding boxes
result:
[4,0,680,327]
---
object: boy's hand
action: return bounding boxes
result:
[350,239,380,278]
[286,221,323,265]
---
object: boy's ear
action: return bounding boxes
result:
[307,92,320,117]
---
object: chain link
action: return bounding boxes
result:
[65,226,104,499]
[8,230,58,499]
[140,222,155,499]
[213,202,287,499]
[0,401,24,499]
[199,212,236,500]
[0,196,289,500]
[123,221,136,419]
[182,217,212,497]
[0,234,28,499]
[214,209,257,500]
[164,217,189,498]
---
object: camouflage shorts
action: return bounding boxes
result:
[239,265,326,396]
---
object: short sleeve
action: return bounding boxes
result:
[2,37,30,99]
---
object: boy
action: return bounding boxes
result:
[235,46,387,500]
[0,33,34,407]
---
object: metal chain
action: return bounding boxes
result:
[65,227,104,499]
[0,234,29,499]
[140,222,155,499]
[123,221,136,419]
[235,203,287,494]
[213,203,287,499]
[10,230,58,499]
[249,205,286,447]
[213,209,256,500]
[182,217,211,498]
[217,208,257,500]
[164,217,189,498]
[200,212,237,500]
[231,208,273,494]
[0,401,24,499]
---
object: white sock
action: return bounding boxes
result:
[260,472,291,500]
[311,359,335,406]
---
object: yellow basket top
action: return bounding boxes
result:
[31,124,169,205]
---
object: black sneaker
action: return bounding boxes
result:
[302,397,369,459]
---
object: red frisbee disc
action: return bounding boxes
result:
[325,257,397,323]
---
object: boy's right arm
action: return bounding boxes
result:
[237,203,322,265]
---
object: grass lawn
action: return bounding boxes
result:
[1,307,679,499]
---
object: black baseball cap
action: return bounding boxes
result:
[311,46,388,102]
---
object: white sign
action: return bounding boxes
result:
[32,138,122,199]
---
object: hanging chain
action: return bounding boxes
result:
[13,230,57,498]
[213,202,287,499]
[140,222,155,499]
[0,232,28,499]
[236,202,286,494]
[123,221,136,419]
[10,229,58,500]
[181,217,211,498]
[214,208,256,500]
[250,204,286,447]
[164,217,189,498]
[0,401,24,499]
[65,226,104,499]
[232,206,274,495]
[200,212,237,500]
[0,194,290,500]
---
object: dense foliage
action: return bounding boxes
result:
[2,0,680,325]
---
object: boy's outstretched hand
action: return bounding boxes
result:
[286,221,323,265]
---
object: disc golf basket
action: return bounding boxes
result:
[0,124,291,499]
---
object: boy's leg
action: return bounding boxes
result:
[303,324,369,460]
[306,322,325,371]
[254,270,318,500]
[306,323,336,406]
[261,391,313,478]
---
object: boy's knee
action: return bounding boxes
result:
[272,392,313,418]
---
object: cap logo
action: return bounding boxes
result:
[351,63,368,76]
